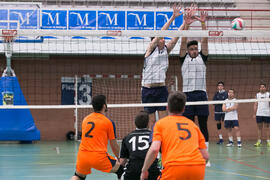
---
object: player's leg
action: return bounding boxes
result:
[141,87,157,129]
[216,114,224,144]
[198,116,209,142]
[71,171,86,180]
[265,117,270,146]
[71,151,91,180]
[233,120,241,147]
[225,121,233,146]
[156,86,169,121]
[255,116,263,146]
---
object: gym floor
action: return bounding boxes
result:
[0,141,269,180]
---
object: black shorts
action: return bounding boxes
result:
[256,116,270,123]
[142,86,168,114]
[215,113,225,121]
[183,91,209,116]
[224,120,239,128]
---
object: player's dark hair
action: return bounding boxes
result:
[217,81,224,86]
[135,111,149,129]
[260,82,266,87]
[168,92,186,114]
[92,95,106,112]
[228,88,235,93]
[150,37,155,41]
[187,40,198,48]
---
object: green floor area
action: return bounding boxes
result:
[0,141,269,180]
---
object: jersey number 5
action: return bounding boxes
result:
[176,123,191,140]
[85,122,95,138]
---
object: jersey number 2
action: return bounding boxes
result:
[177,123,191,140]
[85,122,95,138]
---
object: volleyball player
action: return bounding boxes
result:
[253,83,270,147]
[142,4,185,128]
[140,92,209,180]
[222,89,242,147]
[70,95,124,180]
[120,111,160,180]
[179,10,211,166]
[213,81,228,144]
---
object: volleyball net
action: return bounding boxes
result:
[0,29,270,140]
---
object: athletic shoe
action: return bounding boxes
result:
[206,160,211,167]
[254,141,262,147]
[237,141,242,148]
[226,141,233,147]
[267,142,270,147]
[216,139,224,145]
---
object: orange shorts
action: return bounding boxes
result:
[76,151,116,175]
[158,164,205,180]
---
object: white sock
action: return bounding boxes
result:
[258,139,262,143]
[229,136,233,142]
[237,137,241,142]
[219,134,223,139]
[267,139,270,143]
[205,142,209,151]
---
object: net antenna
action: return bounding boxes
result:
[2,29,17,77]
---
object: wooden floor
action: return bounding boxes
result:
[0,141,269,180]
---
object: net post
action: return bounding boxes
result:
[74,75,79,141]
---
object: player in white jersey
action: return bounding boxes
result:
[142,4,195,128]
[222,89,242,147]
[253,83,270,147]
[179,9,211,166]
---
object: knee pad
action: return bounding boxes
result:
[115,165,124,179]
[74,172,86,180]
[217,123,221,130]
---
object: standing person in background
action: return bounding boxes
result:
[70,95,124,180]
[120,111,160,180]
[253,83,270,147]
[142,4,186,129]
[213,81,228,144]
[222,89,242,148]
[140,91,209,180]
[179,9,211,166]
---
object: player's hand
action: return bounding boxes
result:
[194,11,208,23]
[184,4,197,26]
[140,170,149,180]
[172,3,183,18]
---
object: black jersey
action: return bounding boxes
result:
[120,129,160,180]
[213,90,228,113]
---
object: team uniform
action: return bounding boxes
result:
[224,98,239,128]
[153,115,207,180]
[180,51,209,116]
[142,46,169,114]
[120,129,160,180]
[213,90,228,121]
[75,112,117,175]
[256,92,270,123]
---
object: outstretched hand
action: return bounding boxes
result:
[172,3,184,18]
[184,3,197,25]
[194,11,208,23]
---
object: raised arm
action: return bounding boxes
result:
[179,6,197,57]
[195,11,208,56]
[145,4,183,58]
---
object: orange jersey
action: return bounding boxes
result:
[153,115,206,167]
[79,112,116,152]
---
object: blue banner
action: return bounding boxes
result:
[127,11,154,30]
[98,11,125,30]
[156,12,183,30]
[42,10,67,29]
[1,8,184,31]
[9,9,39,29]
[69,10,96,30]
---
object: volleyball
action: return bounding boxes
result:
[231,18,245,30]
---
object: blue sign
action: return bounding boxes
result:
[156,12,183,30]
[0,9,8,29]
[42,10,67,29]
[69,10,96,30]
[9,9,39,29]
[98,11,125,30]
[127,11,154,30]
